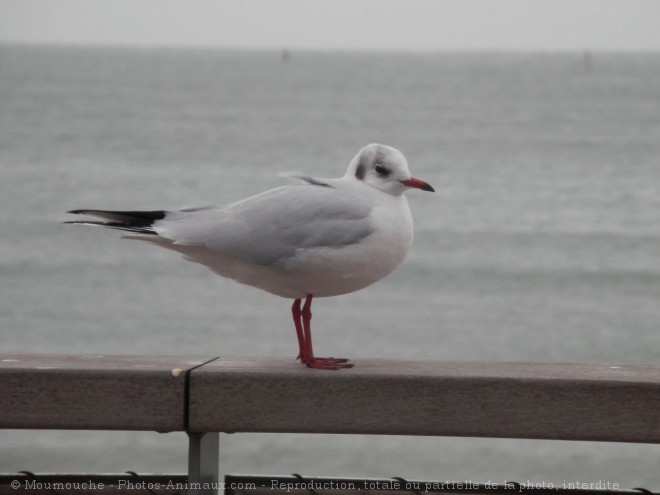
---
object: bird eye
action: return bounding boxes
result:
[374,164,389,176]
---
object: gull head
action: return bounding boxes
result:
[346,143,434,195]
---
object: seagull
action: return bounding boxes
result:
[65,143,434,369]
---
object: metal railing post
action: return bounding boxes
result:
[188,432,220,495]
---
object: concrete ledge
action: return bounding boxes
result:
[188,357,660,442]
[0,354,217,431]
[2,354,659,443]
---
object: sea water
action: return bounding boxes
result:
[1,45,659,486]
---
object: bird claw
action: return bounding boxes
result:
[297,354,351,364]
[303,357,354,370]
[313,357,351,364]
[297,352,354,369]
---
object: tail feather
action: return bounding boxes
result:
[65,209,166,235]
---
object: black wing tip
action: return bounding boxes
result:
[63,209,165,235]
[66,209,166,218]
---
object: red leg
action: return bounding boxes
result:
[301,295,315,362]
[299,294,353,370]
[291,299,305,361]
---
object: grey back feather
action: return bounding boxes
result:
[157,184,374,266]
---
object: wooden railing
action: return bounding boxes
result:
[2,354,659,493]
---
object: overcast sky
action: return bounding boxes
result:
[1,0,659,52]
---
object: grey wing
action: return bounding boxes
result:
[154,184,374,266]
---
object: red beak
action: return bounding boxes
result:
[400,177,435,192]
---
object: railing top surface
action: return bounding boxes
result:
[4,353,657,379]
[2,354,659,443]
[0,353,215,370]
[195,355,660,382]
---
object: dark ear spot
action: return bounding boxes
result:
[355,163,366,180]
[356,147,379,180]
